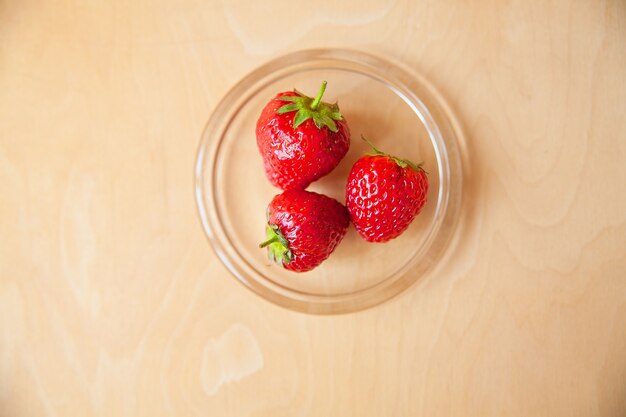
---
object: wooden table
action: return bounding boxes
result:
[2,1,625,415]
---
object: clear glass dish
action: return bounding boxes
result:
[195,49,463,314]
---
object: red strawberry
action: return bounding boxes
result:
[256,81,350,190]
[346,140,428,243]
[259,189,350,272]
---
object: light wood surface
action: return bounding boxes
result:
[2,1,626,416]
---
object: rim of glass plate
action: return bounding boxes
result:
[195,48,464,314]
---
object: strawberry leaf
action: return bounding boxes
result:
[330,111,343,120]
[277,103,300,114]
[278,96,304,103]
[394,158,408,168]
[260,224,292,266]
[361,136,426,173]
[319,114,337,132]
[402,159,423,171]
[275,81,343,133]
[293,108,312,128]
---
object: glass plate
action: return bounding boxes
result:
[195,49,463,314]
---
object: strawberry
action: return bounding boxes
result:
[346,140,428,243]
[256,81,350,190]
[259,189,350,272]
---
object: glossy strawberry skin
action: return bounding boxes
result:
[346,155,428,243]
[265,190,349,272]
[256,91,350,190]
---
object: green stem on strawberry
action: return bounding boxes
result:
[259,224,293,265]
[277,81,343,133]
[361,135,426,173]
[259,235,280,248]
[310,80,327,111]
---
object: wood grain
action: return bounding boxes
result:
[1,0,625,416]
